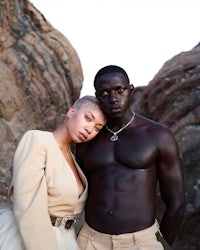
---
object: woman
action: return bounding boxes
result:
[0,95,106,250]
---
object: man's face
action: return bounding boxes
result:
[95,72,133,119]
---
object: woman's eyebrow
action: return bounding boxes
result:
[86,111,95,119]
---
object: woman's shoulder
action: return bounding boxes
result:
[24,129,50,135]
[18,130,53,148]
[23,129,52,138]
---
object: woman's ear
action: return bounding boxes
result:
[66,106,76,118]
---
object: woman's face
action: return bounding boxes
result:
[67,105,106,143]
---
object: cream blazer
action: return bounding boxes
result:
[10,130,88,250]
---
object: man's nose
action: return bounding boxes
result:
[110,91,118,103]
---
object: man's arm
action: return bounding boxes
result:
[157,127,185,245]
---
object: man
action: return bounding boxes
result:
[76,65,185,250]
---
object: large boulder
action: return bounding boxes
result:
[0,0,83,204]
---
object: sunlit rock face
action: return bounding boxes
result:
[0,0,83,204]
[131,43,200,250]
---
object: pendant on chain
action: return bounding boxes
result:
[110,134,118,141]
[106,111,136,142]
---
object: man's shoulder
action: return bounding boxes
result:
[136,114,174,141]
[137,114,168,130]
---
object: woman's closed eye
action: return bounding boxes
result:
[95,126,101,132]
[85,114,92,122]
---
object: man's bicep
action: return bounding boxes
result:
[157,130,184,204]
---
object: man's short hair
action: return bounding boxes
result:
[94,65,130,88]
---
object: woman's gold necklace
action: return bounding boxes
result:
[106,111,135,142]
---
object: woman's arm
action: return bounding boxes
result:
[12,130,59,250]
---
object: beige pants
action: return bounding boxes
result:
[77,220,165,250]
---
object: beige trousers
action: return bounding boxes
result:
[77,220,165,250]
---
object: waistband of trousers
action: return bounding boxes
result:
[84,220,160,241]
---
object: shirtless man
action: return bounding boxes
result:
[76,65,185,250]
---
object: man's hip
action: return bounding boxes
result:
[77,220,171,250]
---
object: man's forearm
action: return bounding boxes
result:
[160,205,185,245]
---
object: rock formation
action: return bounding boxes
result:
[0,1,199,249]
[0,0,83,204]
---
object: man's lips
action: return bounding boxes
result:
[110,106,121,113]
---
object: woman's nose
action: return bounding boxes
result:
[85,126,92,134]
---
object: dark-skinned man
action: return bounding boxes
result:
[76,65,185,250]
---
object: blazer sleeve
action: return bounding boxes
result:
[12,130,59,250]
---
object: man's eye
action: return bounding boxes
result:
[100,91,108,97]
[117,87,126,94]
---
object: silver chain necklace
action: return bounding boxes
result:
[106,112,135,142]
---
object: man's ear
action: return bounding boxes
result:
[67,106,76,118]
[130,84,134,95]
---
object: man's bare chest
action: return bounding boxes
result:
[83,133,157,171]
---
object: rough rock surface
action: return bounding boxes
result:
[131,43,200,250]
[0,0,83,205]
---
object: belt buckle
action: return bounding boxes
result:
[58,215,76,230]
